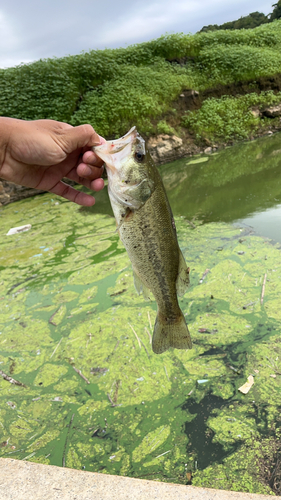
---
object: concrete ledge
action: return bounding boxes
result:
[0,458,280,500]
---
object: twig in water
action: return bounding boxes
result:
[186,219,196,229]
[261,273,267,305]
[23,451,36,461]
[144,327,152,344]
[73,366,90,384]
[147,311,152,331]
[62,413,75,467]
[155,449,171,459]
[113,379,121,403]
[0,370,26,388]
[199,269,210,284]
[50,337,62,359]
[242,301,255,310]
[107,393,121,407]
[128,324,141,348]
[139,338,150,359]
[48,307,61,326]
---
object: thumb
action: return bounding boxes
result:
[60,124,102,153]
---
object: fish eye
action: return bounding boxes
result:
[134,151,145,163]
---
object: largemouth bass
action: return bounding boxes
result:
[94,127,192,354]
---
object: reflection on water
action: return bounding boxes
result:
[236,204,281,242]
[156,133,281,242]
[89,132,281,243]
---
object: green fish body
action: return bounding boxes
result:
[94,127,192,354]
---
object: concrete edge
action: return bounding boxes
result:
[0,458,279,500]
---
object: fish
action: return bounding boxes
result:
[94,127,192,354]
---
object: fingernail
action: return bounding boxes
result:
[93,135,104,146]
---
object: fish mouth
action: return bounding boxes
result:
[93,126,144,172]
[94,126,137,156]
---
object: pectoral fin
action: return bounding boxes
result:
[133,268,151,301]
[176,250,190,297]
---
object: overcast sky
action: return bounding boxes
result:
[0,0,275,69]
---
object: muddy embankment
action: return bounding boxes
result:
[2,73,281,206]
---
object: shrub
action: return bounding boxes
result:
[71,63,192,137]
[0,59,79,121]
[195,45,281,83]
[182,91,281,142]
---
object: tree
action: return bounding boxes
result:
[199,12,268,32]
[270,1,281,20]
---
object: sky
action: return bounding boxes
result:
[0,0,276,69]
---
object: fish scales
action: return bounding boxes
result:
[94,127,192,354]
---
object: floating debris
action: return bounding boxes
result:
[109,289,127,297]
[50,337,63,359]
[261,273,267,305]
[107,393,121,407]
[0,370,26,387]
[198,328,218,334]
[243,301,255,310]
[238,375,254,394]
[128,323,141,348]
[91,367,108,375]
[6,224,31,235]
[187,157,209,165]
[73,366,90,384]
[199,269,210,284]
[6,401,16,409]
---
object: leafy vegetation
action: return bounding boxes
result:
[200,1,281,32]
[1,18,281,141]
[200,12,269,33]
[70,62,191,137]
[182,91,281,143]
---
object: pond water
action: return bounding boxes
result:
[1,132,281,495]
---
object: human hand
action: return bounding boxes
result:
[0,118,106,206]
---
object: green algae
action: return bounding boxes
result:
[1,191,281,494]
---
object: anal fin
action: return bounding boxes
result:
[176,249,190,297]
[133,268,151,301]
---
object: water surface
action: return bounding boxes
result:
[1,133,281,495]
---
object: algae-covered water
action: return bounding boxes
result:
[1,133,281,495]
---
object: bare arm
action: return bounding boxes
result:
[0,117,105,206]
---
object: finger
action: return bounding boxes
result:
[50,180,96,206]
[65,168,93,190]
[90,178,104,191]
[65,168,104,192]
[60,125,102,154]
[82,151,104,168]
[76,162,104,179]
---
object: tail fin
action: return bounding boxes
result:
[152,311,192,354]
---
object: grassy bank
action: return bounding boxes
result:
[1,21,281,144]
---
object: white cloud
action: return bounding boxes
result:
[0,10,19,50]
[0,0,276,68]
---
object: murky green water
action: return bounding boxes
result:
[1,133,281,495]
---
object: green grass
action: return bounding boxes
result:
[182,91,281,143]
[70,62,193,137]
[1,20,281,137]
